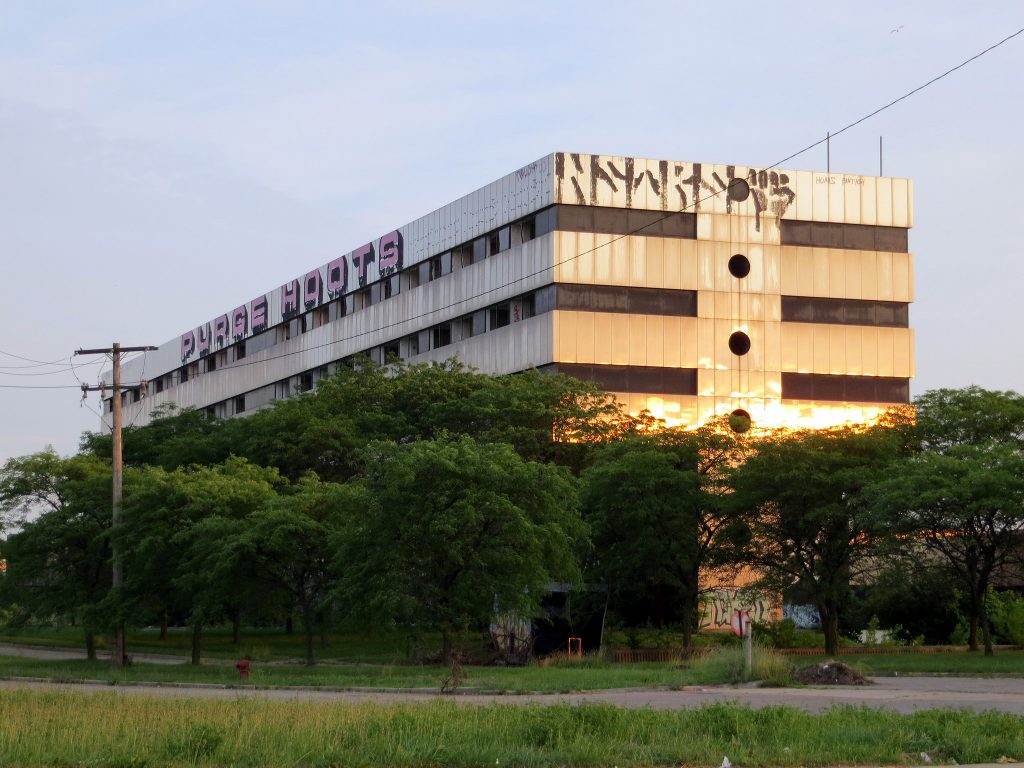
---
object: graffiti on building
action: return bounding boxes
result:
[178,229,403,362]
[555,152,795,232]
[783,603,821,629]
[700,588,774,630]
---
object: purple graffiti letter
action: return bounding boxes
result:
[352,243,375,287]
[251,295,269,333]
[281,279,300,320]
[213,314,229,348]
[378,230,403,274]
[303,269,322,310]
[326,256,348,298]
[180,331,196,363]
[231,305,248,341]
[197,323,212,357]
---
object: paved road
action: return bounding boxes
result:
[3,675,1024,715]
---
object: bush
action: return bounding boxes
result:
[988,590,1024,646]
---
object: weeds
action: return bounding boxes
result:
[687,644,794,685]
[0,690,1022,767]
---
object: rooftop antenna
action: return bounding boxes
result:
[879,135,884,176]
[826,132,830,172]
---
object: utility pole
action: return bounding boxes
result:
[76,342,158,668]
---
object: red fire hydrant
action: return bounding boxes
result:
[235,658,250,680]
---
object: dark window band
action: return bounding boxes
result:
[782,372,909,403]
[781,296,909,327]
[781,220,908,252]
[541,363,697,396]
[551,205,696,239]
[555,284,697,317]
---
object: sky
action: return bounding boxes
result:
[1,1,1022,463]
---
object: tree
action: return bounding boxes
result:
[581,423,745,650]
[196,474,364,665]
[81,404,230,471]
[866,443,1024,655]
[0,451,112,658]
[118,457,282,663]
[866,387,1024,655]
[727,421,906,655]
[336,435,585,662]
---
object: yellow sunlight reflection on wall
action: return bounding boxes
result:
[624,396,887,432]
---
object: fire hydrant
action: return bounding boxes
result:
[235,658,250,680]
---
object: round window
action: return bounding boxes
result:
[729,409,752,433]
[728,331,751,356]
[728,254,751,278]
[727,178,750,202]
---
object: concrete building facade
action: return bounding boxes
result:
[102,152,914,433]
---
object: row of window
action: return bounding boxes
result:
[781,220,909,253]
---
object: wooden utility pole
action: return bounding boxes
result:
[76,342,157,668]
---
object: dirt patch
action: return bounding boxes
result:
[792,661,872,686]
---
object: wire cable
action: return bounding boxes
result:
[110,27,1024,394]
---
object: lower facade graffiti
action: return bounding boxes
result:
[699,588,778,630]
[783,603,822,629]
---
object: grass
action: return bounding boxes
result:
[796,651,1024,676]
[0,655,696,692]
[1,689,1022,767]
[688,645,795,686]
[0,625,424,662]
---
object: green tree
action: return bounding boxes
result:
[866,443,1024,655]
[581,424,744,650]
[197,474,364,665]
[0,450,112,658]
[865,387,1024,655]
[337,436,585,662]
[727,422,905,655]
[119,457,282,663]
[81,404,230,471]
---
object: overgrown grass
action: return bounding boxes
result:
[1,689,1022,767]
[688,645,794,686]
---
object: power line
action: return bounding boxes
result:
[770,26,1024,170]
[0,383,84,389]
[113,27,1024,394]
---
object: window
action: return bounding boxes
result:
[353,288,371,311]
[105,398,113,414]
[234,395,246,414]
[489,302,511,330]
[382,340,400,362]
[179,365,190,383]
[487,226,510,255]
[519,293,536,320]
[452,315,474,342]
[401,267,420,292]
[453,244,473,269]
[235,341,246,361]
[383,274,399,299]
[155,378,164,394]
[432,323,452,349]
[429,252,452,280]
[299,372,313,392]
[312,307,329,328]
[472,238,486,264]
[401,334,419,358]
[513,217,536,245]
[205,355,217,372]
